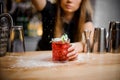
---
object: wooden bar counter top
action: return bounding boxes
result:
[0,51,120,80]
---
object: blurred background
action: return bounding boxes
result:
[92,0,120,30]
[0,0,120,51]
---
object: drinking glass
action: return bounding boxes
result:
[9,26,25,52]
[52,38,70,61]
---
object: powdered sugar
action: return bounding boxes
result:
[9,53,86,69]
[10,54,63,68]
[11,58,56,68]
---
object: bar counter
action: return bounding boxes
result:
[0,51,120,80]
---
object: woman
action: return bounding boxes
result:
[32,0,94,60]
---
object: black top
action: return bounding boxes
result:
[36,1,92,50]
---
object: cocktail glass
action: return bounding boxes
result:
[52,38,70,62]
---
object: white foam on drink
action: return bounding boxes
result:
[52,38,62,42]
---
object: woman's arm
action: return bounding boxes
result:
[31,0,46,11]
[67,22,94,60]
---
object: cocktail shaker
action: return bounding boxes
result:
[108,21,120,53]
[92,27,107,53]
[0,13,13,56]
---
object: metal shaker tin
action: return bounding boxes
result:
[0,13,13,56]
[108,21,120,53]
[92,27,107,53]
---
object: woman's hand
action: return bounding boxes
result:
[67,42,83,60]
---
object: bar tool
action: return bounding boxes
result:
[84,30,91,53]
[92,27,107,53]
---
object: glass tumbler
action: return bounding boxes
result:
[9,26,25,52]
[52,38,70,61]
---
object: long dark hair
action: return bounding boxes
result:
[54,0,93,41]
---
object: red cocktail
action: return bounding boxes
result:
[52,38,70,61]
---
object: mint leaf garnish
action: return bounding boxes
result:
[61,33,68,42]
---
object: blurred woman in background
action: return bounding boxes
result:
[32,0,94,60]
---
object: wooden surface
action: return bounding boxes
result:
[0,51,120,80]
